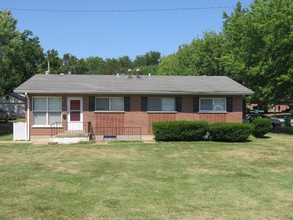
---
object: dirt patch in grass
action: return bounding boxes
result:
[222,150,266,161]
[55,167,80,174]
[186,167,234,175]
[269,167,293,173]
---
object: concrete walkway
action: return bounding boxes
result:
[0,135,156,145]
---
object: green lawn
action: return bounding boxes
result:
[0,134,292,219]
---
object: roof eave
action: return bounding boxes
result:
[14,89,254,96]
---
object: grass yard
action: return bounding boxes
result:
[0,134,292,219]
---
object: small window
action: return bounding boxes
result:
[199,98,226,112]
[148,97,176,111]
[95,97,124,111]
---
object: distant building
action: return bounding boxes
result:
[0,93,25,117]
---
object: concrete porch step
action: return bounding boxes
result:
[54,131,88,138]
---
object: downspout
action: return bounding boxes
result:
[25,93,30,141]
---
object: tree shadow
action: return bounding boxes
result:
[269,127,293,135]
[259,135,271,139]
[0,121,13,136]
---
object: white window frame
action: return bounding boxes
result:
[147,97,176,112]
[32,97,62,126]
[95,97,124,112]
[199,97,227,113]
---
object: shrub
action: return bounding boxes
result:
[152,120,209,141]
[209,122,253,142]
[252,118,271,138]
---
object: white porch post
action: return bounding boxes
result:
[25,93,30,141]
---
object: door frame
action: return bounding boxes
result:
[67,97,83,130]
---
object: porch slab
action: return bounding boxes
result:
[55,132,88,138]
[50,137,89,144]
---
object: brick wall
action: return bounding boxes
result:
[27,94,244,136]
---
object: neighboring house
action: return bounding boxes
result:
[274,104,288,112]
[14,74,253,140]
[0,92,25,118]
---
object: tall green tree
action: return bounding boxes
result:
[0,10,44,94]
[60,53,87,74]
[158,32,224,76]
[222,0,293,110]
[194,32,224,76]
[43,49,62,74]
[157,54,179,75]
[84,56,105,74]
[104,58,120,74]
[118,56,132,74]
[19,30,44,82]
[133,51,161,67]
[60,53,79,74]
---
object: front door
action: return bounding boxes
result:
[67,97,83,131]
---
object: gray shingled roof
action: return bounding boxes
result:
[14,74,253,95]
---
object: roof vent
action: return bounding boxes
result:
[148,73,151,77]
[127,69,132,79]
[116,73,120,77]
[136,69,141,78]
[60,73,64,75]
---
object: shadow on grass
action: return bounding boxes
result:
[0,121,13,136]
[269,126,293,135]
[256,136,271,139]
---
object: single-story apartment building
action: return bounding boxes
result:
[14,73,253,140]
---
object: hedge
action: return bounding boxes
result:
[209,122,253,142]
[152,120,209,141]
[252,118,271,138]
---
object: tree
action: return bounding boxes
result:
[84,56,105,74]
[133,51,161,67]
[118,56,132,74]
[157,54,180,75]
[104,58,120,75]
[194,32,225,76]
[19,30,44,82]
[222,0,293,111]
[0,10,44,94]
[158,32,224,76]
[43,49,62,74]
[60,53,87,74]
[0,10,21,94]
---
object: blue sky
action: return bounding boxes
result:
[1,0,253,60]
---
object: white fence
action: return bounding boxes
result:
[13,122,27,141]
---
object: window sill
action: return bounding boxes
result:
[94,111,125,113]
[147,111,178,114]
[32,125,63,128]
[198,111,228,114]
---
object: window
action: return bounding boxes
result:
[148,97,175,111]
[95,97,124,111]
[199,98,226,112]
[33,97,62,125]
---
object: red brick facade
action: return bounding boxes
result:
[27,94,244,136]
